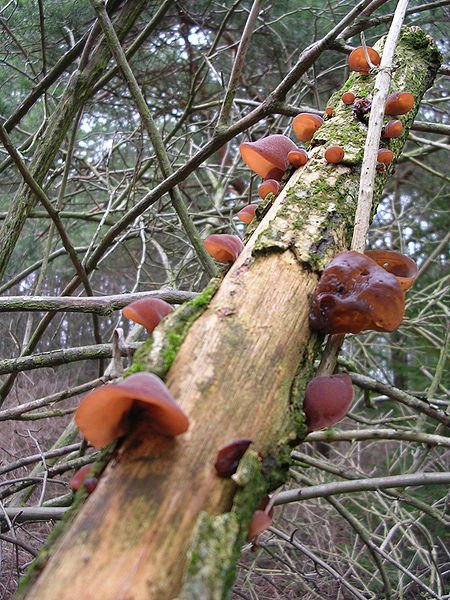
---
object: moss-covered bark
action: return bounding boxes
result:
[22,27,440,600]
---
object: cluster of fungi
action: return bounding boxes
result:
[72,44,419,545]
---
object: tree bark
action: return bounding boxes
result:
[21,27,440,600]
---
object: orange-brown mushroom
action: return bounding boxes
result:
[292,113,323,143]
[122,298,174,334]
[70,464,95,491]
[287,149,308,167]
[325,106,334,118]
[203,234,244,263]
[382,120,403,139]
[258,179,279,199]
[325,145,344,164]
[309,251,405,334]
[348,46,380,74]
[247,496,274,543]
[214,438,252,477]
[303,374,354,431]
[377,148,394,166]
[237,204,257,224]
[75,373,189,448]
[365,249,418,292]
[341,92,356,105]
[385,92,414,115]
[239,134,298,180]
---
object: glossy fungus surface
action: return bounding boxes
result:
[258,179,279,199]
[325,106,334,118]
[341,92,355,105]
[204,234,244,264]
[309,251,405,334]
[237,204,257,224]
[75,373,189,448]
[325,145,344,164]
[304,374,354,431]
[385,92,414,115]
[292,113,323,143]
[382,120,403,138]
[70,464,94,490]
[348,46,380,74]
[377,148,394,166]
[247,497,274,543]
[239,134,298,180]
[365,249,418,292]
[214,438,252,477]
[287,149,308,167]
[122,298,174,334]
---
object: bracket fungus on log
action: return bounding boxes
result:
[365,249,418,292]
[258,179,279,199]
[292,113,323,143]
[325,145,344,164]
[348,46,380,74]
[341,92,356,105]
[70,464,96,491]
[239,134,298,180]
[203,234,244,264]
[75,373,189,449]
[247,496,274,544]
[382,120,403,138]
[385,91,415,115]
[122,298,174,334]
[377,148,394,167]
[304,374,354,431]
[214,438,252,478]
[309,251,405,335]
[237,204,257,224]
[288,149,309,168]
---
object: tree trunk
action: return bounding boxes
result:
[20,27,440,600]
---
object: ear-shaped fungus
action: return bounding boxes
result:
[70,464,95,491]
[304,374,354,431]
[325,106,334,118]
[365,249,418,292]
[204,234,244,263]
[237,204,257,224]
[292,113,323,143]
[382,120,403,139]
[239,134,298,180]
[288,148,309,167]
[214,438,252,477]
[385,92,414,115]
[325,145,344,164]
[122,298,174,334]
[258,179,279,199]
[247,496,274,543]
[377,148,394,166]
[309,251,405,334]
[341,92,355,105]
[348,46,380,74]
[75,373,189,448]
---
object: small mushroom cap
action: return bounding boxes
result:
[247,510,273,542]
[122,298,174,334]
[324,145,344,164]
[214,438,252,477]
[348,46,380,74]
[304,374,354,431]
[204,234,244,263]
[385,92,414,115]
[70,464,94,490]
[365,249,418,292]
[341,92,356,105]
[258,179,279,199]
[287,149,308,167]
[309,251,405,334]
[377,148,394,166]
[75,373,189,448]
[292,113,323,143]
[237,204,258,224]
[239,134,298,180]
[325,106,334,118]
[382,120,403,139]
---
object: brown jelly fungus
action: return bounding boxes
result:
[239,134,298,180]
[214,438,253,477]
[203,234,244,263]
[303,374,354,431]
